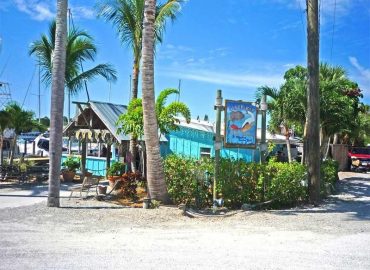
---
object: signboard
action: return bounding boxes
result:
[224,100,257,148]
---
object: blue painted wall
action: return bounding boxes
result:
[163,126,258,162]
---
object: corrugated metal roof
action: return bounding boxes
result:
[89,101,129,141]
[176,117,214,133]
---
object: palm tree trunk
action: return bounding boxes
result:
[286,136,292,163]
[48,0,68,207]
[306,0,320,204]
[141,0,169,203]
[131,60,139,99]
[0,134,3,166]
[129,60,140,172]
[129,137,137,172]
[9,135,17,166]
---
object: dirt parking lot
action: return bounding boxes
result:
[0,172,369,270]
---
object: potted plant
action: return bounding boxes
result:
[61,156,80,182]
[107,162,125,187]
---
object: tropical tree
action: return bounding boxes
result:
[141,0,169,202]
[98,0,182,171]
[48,0,68,208]
[5,103,44,165]
[0,110,10,166]
[257,86,294,162]
[117,88,191,138]
[29,19,117,116]
[98,0,182,100]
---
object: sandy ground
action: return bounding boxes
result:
[0,172,369,270]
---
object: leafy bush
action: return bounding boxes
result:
[164,155,212,207]
[62,156,80,172]
[320,159,339,196]
[107,162,125,176]
[117,172,142,200]
[217,159,265,208]
[265,161,307,207]
[164,155,309,209]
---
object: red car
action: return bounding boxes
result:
[348,147,370,172]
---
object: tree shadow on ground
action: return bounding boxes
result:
[270,177,370,221]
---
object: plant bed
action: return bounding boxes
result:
[111,187,147,208]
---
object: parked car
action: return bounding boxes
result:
[348,147,370,172]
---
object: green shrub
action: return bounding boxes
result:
[164,155,309,209]
[217,159,264,208]
[265,161,307,207]
[320,159,339,196]
[107,162,125,176]
[62,156,80,172]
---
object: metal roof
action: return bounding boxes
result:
[64,100,167,142]
[89,101,129,141]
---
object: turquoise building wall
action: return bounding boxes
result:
[163,126,257,162]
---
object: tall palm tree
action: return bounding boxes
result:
[5,103,43,165]
[48,0,68,208]
[98,0,182,172]
[141,0,169,202]
[0,110,10,166]
[29,20,117,106]
[98,0,182,100]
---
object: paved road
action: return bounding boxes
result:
[0,172,369,270]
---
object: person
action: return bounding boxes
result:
[101,145,107,157]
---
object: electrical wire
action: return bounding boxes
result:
[330,0,337,61]
[22,64,37,108]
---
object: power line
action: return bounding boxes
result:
[297,0,306,36]
[330,0,337,61]
[22,64,37,108]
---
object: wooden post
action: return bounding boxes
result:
[81,139,87,177]
[105,144,111,177]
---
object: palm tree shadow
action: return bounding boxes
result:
[270,177,370,221]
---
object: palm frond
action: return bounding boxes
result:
[155,0,182,43]
[66,63,117,95]
[155,88,179,115]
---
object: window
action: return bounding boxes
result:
[200,147,211,158]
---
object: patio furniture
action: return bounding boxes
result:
[68,173,101,199]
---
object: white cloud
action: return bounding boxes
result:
[160,68,283,89]
[13,0,54,21]
[70,6,95,20]
[349,57,370,81]
[13,0,95,21]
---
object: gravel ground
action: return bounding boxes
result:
[0,172,369,269]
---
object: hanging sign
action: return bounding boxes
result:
[224,100,257,148]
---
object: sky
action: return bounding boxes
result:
[0,0,369,122]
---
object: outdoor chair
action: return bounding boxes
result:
[68,173,101,200]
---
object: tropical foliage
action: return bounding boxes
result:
[257,63,365,158]
[117,88,191,137]
[5,102,45,165]
[98,0,182,99]
[29,20,117,97]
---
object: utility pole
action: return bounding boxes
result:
[306,0,320,204]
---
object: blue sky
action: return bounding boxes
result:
[0,0,369,121]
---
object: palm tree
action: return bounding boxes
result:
[0,110,10,166]
[5,103,43,165]
[98,0,182,172]
[141,0,169,202]
[98,0,182,100]
[48,0,68,208]
[258,86,294,163]
[117,88,191,138]
[29,20,117,111]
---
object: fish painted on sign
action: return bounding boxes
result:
[230,111,245,121]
